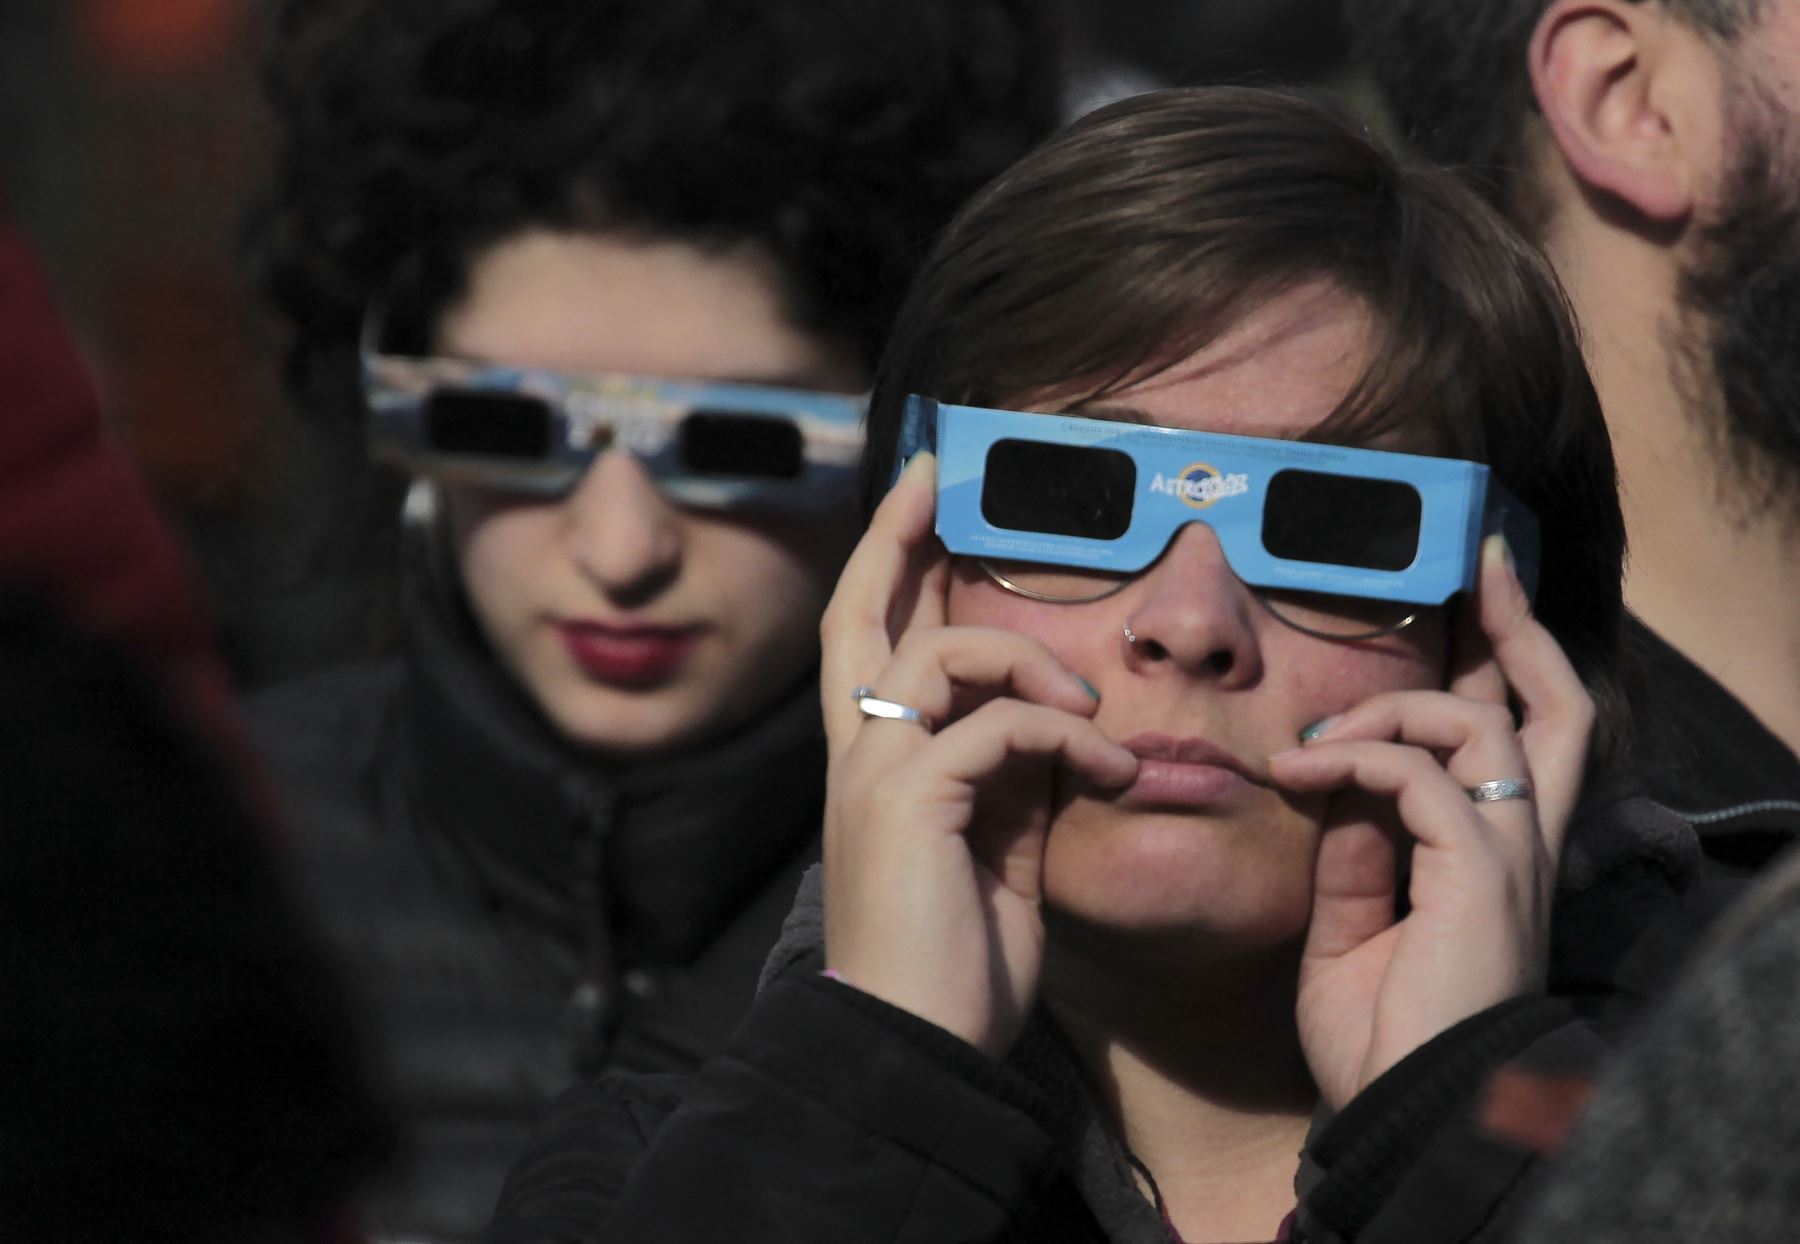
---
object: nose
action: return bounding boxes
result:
[1121,522,1263,686]
[562,451,684,604]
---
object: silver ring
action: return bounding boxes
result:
[1467,778,1534,803]
[851,684,930,729]
[1123,618,1139,646]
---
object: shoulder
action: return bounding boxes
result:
[250,658,404,736]
[483,1052,703,1236]
[506,1069,692,1190]
[487,978,1059,1243]
[247,660,411,876]
[249,660,405,778]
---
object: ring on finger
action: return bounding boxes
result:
[852,684,933,731]
[1467,777,1534,803]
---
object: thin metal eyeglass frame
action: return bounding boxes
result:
[974,558,1418,643]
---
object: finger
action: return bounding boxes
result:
[1305,814,1402,964]
[1469,535,1594,843]
[820,453,941,751]
[886,627,1101,721]
[1300,690,1527,796]
[846,628,1106,778]
[925,698,1138,797]
[1446,568,1506,707]
[1271,739,1540,861]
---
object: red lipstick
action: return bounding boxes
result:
[556,621,700,689]
[1117,732,1260,809]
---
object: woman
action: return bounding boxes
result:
[248,1,1061,1237]
[486,88,1701,1243]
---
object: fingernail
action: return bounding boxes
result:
[1483,533,1514,576]
[1074,674,1101,702]
[1299,715,1340,743]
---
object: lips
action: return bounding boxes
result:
[555,621,701,689]
[1116,732,1260,809]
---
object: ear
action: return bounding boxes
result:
[1528,0,1704,225]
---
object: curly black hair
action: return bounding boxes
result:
[253,0,1066,417]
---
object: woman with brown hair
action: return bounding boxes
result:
[484,87,1702,1244]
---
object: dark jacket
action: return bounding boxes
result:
[252,556,824,1242]
[484,782,1706,1244]
[1622,617,1800,874]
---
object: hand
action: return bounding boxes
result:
[1270,535,1593,1109]
[818,454,1138,1057]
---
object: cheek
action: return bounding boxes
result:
[446,491,563,610]
[1272,615,1447,717]
[749,505,860,587]
[685,516,842,635]
[945,561,1106,667]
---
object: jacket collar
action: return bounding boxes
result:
[760,863,1174,1244]
[396,540,826,968]
[1621,616,1800,845]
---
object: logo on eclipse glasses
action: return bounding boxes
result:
[566,383,681,454]
[1149,462,1250,510]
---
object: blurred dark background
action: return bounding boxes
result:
[0,0,1361,687]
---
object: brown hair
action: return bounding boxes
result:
[864,87,1629,761]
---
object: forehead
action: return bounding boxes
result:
[435,228,863,391]
[1046,281,1374,442]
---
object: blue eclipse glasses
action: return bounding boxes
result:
[897,396,1539,633]
[361,336,866,511]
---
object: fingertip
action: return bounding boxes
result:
[898,449,937,491]
[1481,534,1530,611]
[870,451,938,548]
[1482,532,1514,576]
[1075,725,1138,786]
[1475,535,1537,646]
[1266,745,1343,789]
[1101,744,1140,786]
[1298,714,1342,744]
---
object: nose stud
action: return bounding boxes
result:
[1122,615,1174,663]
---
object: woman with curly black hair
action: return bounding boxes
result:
[247,1,1063,1238]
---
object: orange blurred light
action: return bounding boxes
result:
[80,0,240,76]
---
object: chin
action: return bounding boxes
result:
[537,681,710,760]
[1041,806,1317,951]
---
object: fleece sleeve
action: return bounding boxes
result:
[484,974,1059,1244]
[1295,996,1609,1244]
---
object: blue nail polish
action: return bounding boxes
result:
[1075,675,1101,701]
[1299,715,1339,743]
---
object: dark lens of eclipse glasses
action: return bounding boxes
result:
[980,440,1424,571]
[423,388,554,459]
[1259,469,1422,571]
[679,411,805,479]
[979,438,1137,539]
